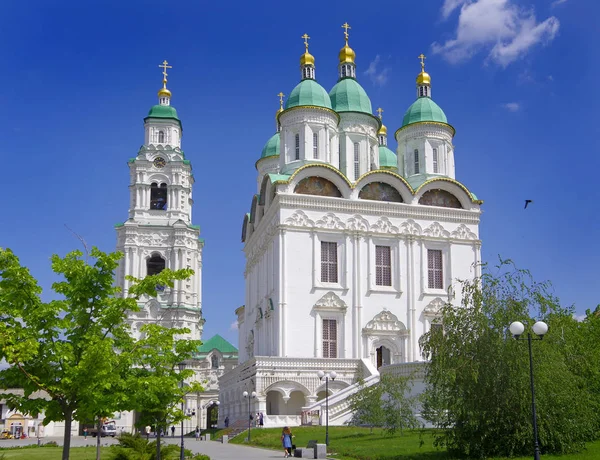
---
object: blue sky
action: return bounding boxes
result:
[1,0,597,347]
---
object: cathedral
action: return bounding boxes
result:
[114,62,238,434]
[219,25,482,427]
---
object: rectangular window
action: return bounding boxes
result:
[427,249,443,289]
[375,246,392,286]
[295,134,300,160]
[313,132,318,159]
[321,242,338,283]
[414,149,420,174]
[354,142,360,179]
[433,148,438,173]
[322,319,338,358]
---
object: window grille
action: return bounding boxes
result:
[313,133,318,159]
[433,148,438,173]
[295,134,300,160]
[375,246,392,286]
[354,143,360,179]
[427,249,443,289]
[322,319,337,358]
[321,242,338,283]
[414,149,420,174]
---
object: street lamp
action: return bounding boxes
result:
[509,320,548,460]
[242,390,256,442]
[178,362,186,460]
[317,370,337,446]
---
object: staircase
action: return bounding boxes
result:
[301,358,380,426]
[221,418,251,440]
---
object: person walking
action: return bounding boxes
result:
[224,416,229,428]
[145,425,151,440]
[259,412,264,428]
[171,426,175,438]
[195,426,200,441]
[281,426,293,458]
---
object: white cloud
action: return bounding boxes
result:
[433,0,560,67]
[364,55,390,86]
[573,313,586,322]
[551,0,568,7]
[229,321,238,331]
[502,102,520,111]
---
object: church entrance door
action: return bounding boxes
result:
[376,346,391,369]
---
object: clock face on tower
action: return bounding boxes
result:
[153,157,166,168]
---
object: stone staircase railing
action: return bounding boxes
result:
[301,358,380,425]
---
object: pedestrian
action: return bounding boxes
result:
[83,428,88,440]
[145,425,151,440]
[281,426,293,458]
[171,426,175,438]
[259,412,264,428]
[224,416,229,428]
[256,412,260,427]
[195,426,200,441]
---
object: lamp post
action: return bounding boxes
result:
[242,390,256,442]
[178,362,186,460]
[509,320,548,460]
[317,370,337,446]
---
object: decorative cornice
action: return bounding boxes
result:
[395,120,456,138]
[278,105,340,124]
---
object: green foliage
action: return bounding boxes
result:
[0,247,198,460]
[349,375,418,435]
[419,259,600,458]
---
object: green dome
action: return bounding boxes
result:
[285,79,332,110]
[260,133,280,159]
[146,104,180,121]
[379,145,398,170]
[329,78,372,114]
[401,97,447,127]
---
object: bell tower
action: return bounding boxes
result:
[115,61,204,341]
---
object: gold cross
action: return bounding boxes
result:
[277,92,285,109]
[418,54,426,71]
[342,22,351,42]
[159,60,172,84]
[301,33,310,50]
[376,107,384,119]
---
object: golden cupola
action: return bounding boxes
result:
[376,108,388,144]
[416,54,431,97]
[338,22,357,79]
[299,33,316,80]
[157,60,172,105]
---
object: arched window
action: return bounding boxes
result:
[295,134,300,160]
[158,131,165,143]
[147,254,165,276]
[433,148,439,173]
[354,142,360,179]
[150,183,168,210]
[294,177,342,198]
[414,149,420,174]
[211,355,219,369]
[419,189,462,208]
[313,133,318,159]
[341,66,347,78]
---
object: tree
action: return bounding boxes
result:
[0,247,196,460]
[419,259,600,458]
[349,374,418,435]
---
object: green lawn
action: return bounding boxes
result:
[229,426,600,460]
[0,446,110,459]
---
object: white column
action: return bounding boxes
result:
[281,229,287,357]
[406,237,415,362]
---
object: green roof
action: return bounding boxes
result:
[197,334,238,354]
[329,78,372,114]
[401,97,448,127]
[146,104,180,120]
[285,79,332,110]
[379,145,398,170]
[260,132,280,159]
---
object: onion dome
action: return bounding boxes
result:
[301,49,315,67]
[379,145,398,171]
[260,132,280,159]
[416,70,430,86]
[329,78,372,113]
[339,43,356,64]
[145,60,181,126]
[286,79,332,110]
[401,98,447,127]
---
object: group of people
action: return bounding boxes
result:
[253,412,264,427]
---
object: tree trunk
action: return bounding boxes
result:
[62,409,73,460]
[96,416,102,460]
[156,422,161,460]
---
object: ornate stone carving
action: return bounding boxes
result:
[423,222,450,238]
[313,291,347,312]
[451,224,477,240]
[346,215,369,232]
[423,297,445,316]
[400,219,422,235]
[315,213,346,230]
[372,217,399,234]
[363,310,407,334]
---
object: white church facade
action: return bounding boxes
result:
[219,26,482,427]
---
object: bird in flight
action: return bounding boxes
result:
[524,200,533,209]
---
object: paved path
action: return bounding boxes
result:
[0,436,287,459]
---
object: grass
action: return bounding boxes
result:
[229,426,600,460]
[0,446,110,459]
